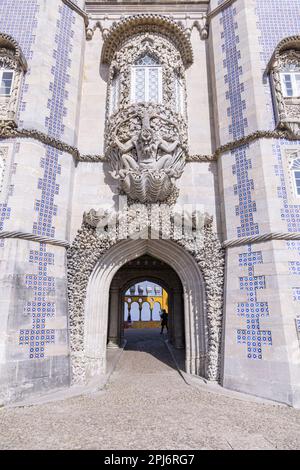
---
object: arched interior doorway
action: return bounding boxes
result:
[107,254,185,354]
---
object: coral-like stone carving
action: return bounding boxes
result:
[67,206,224,384]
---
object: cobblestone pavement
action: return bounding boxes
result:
[1,329,300,450]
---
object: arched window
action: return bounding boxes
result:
[281,71,300,97]
[131,54,162,104]
[0,33,27,125]
[268,36,300,138]
[0,69,14,96]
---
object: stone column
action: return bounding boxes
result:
[107,286,120,348]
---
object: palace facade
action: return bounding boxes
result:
[0,0,300,407]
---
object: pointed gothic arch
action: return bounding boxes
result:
[67,212,224,386]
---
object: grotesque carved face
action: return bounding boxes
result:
[140,127,153,144]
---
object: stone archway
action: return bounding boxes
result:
[67,211,224,386]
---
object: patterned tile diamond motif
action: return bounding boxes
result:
[237,246,272,360]
[18,4,75,359]
[256,2,300,233]
[219,5,259,239]
[20,245,55,359]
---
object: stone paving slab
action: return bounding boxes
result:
[0,329,300,450]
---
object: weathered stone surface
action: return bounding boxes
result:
[0,330,299,450]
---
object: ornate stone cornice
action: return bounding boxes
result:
[0,123,81,159]
[100,14,194,68]
[2,228,300,252]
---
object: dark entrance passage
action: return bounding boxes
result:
[107,254,185,361]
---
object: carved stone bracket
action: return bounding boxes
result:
[184,16,209,40]
[106,104,187,203]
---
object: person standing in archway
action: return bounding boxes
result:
[160,309,169,335]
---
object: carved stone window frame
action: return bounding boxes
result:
[101,16,192,203]
[105,32,188,121]
[0,33,27,127]
[268,36,300,139]
[174,69,185,116]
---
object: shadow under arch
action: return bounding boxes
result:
[82,239,207,382]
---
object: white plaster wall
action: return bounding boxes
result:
[20,0,86,146]
[186,28,212,156]
[77,29,107,155]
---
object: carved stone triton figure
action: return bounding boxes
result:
[114,127,180,177]
[111,108,181,178]
[107,105,186,203]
